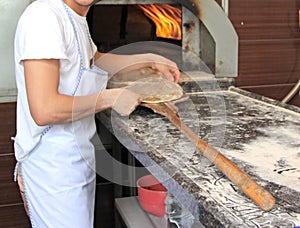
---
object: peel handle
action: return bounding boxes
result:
[162,103,276,211]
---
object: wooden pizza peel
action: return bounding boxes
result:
[109,70,276,211]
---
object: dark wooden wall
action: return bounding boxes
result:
[0,102,31,227]
[228,0,300,106]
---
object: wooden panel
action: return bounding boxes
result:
[229,0,300,105]
[0,102,16,155]
[237,39,300,86]
[229,0,300,40]
[0,205,31,228]
[289,91,300,107]
[240,83,300,107]
[0,103,20,204]
[0,155,22,205]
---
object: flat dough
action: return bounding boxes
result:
[127,77,183,103]
[108,67,164,89]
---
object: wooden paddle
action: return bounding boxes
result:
[141,101,276,212]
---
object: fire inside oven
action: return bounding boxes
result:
[87,4,214,72]
[87,4,182,48]
[87,1,238,77]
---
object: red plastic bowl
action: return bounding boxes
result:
[137,175,168,217]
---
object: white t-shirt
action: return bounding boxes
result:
[14,0,97,161]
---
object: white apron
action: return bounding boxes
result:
[15,1,108,227]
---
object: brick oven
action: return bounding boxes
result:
[87,0,238,78]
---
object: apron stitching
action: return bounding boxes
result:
[41,125,53,137]
[62,1,95,96]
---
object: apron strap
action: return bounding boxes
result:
[62,1,84,67]
[61,0,95,95]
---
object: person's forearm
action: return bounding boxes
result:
[33,88,139,126]
[94,52,180,82]
[23,59,133,126]
[33,92,109,126]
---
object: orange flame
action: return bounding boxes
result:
[137,4,182,40]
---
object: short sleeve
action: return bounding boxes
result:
[15,4,68,63]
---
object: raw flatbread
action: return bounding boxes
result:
[127,77,183,103]
[108,67,164,89]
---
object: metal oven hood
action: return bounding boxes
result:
[95,0,238,77]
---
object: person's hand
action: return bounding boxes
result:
[94,52,180,83]
[149,54,180,83]
[99,88,140,116]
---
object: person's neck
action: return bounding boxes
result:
[63,0,90,17]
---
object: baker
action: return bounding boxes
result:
[13,0,180,227]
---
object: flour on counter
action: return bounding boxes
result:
[223,124,300,191]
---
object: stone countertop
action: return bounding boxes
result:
[96,77,300,227]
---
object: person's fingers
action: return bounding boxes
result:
[154,61,180,83]
[163,67,181,83]
[163,70,175,82]
[170,68,180,83]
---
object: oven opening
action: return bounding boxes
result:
[86,2,231,75]
[87,4,182,52]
